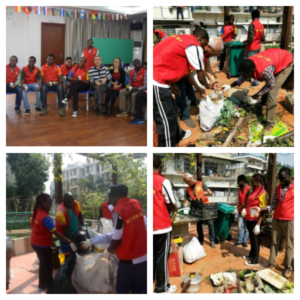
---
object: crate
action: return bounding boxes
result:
[190,203,218,221]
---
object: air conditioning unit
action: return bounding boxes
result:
[133,41,143,63]
[175,28,191,35]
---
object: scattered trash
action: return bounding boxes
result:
[262,121,289,143]
[257,269,288,290]
[248,123,264,145]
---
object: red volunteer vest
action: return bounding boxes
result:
[6,64,21,84]
[238,184,251,212]
[60,64,73,76]
[153,34,201,85]
[83,47,98,70]
[249,49,293,81]
[41,64,60,82]
[113,197,147,260]
[245,187,267,221]
[222,25,236,42]
[274,182,294,220]
[30,208,53,247]
[55,201,80,234]
[187,181,209,203]
[130,68,146,87]
[153,172,172,231]
[102,201,112,220]
[246,19,264,51]
[154,30,166,39]
[72,65,88,82]
[23,65,39,84]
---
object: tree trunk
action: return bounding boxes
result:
[54,154,63,205]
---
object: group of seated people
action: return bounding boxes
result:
[6,48,147,124]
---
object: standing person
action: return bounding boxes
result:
[61,57,90,117]
[153,28,209,147]
[183,173,215,248]
[153,29,167,43]
[82,39,99,70]
[117,59,147,119]
[30,193,76,293]
[222,48,294,134]
[233,175,251,247]
[176,6,184,21]
[104,57,126,116]
[153,155,178,293]
[40,54,64,116]
[20,56,42,114]
[244,9,265,87]
[99,197,113,220]
[55,193,84,255]
[6,55,22,115]
[88,56,111,115]
[239,174,268,266]
[218,15,237,72]
[253,167,294,278]
[6,236,15,290]
[60,57,73,96]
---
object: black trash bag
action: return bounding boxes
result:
[52,252,78,294]
[71,231,92,256]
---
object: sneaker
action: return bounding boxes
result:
[183,117,196,128]
[35,107,42,112]
[162,285,178,293]
[216,68,220,72]
[243,255,253,260]
[181,129,192,140]
[105,110,112,117]
[58,109,64,117]
[250,81,259,88]
[242,243,248,248]
[211,241,216,248]
[61,98,68,104]
[130,118,145,125]
[24,109,30,115]
[234,243,242,247]
[15,109,22,115]
[40,108,48,116]
[245,260,259,266]
[72,111,78,118]
[116,111,128,117]
[283,268,292,278]
[94,109,99,115]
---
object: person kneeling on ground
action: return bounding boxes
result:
[130,90,147,125]
[40,54,64,116]
[21,56,42,115]
[61,57,90,117]
[117,59,147,120]
[6,55,22,115]
[60,57,73,97]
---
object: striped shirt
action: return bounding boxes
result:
[88,65,111,84]
[129,70,147,90]
[270,184,291,210]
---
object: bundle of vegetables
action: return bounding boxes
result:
[215,100,238,127]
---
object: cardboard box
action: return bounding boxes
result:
[168,247,183,277]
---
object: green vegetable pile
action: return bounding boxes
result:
[215,100,237,128]
[265,137,294,147]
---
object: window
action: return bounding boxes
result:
[90,165,93,172]
[82,169,85,176]
[73,169,76,176]
[86,167,90,173]
[204,162,218,176]
[184,157,193,173]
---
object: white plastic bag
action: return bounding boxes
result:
[100,218,113,234]
[71,252,118,294]
[183,236,206,263]
[199,96,223,131]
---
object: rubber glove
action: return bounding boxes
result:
[232,209,238,215]
[81,225,87,231]
[221,84,231,92]
[70,242,77,252]
[80,239,92,250]
[246,96,258,105]
[103,249,111,259]
[253,225,260,235]
[241,208,246,217]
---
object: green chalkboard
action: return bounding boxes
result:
[92,38,134,65]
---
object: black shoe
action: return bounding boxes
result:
[234,242,242,247]
[243,255,253,260]
[250,81,259,88]
[242,243,248,248]
[105,110,112,117]
[101,105,106,114]
[24,109,30,115]
[94,109,99,115]
[35,107,42,112]
[6,283,9,290]
[199,241,204,245]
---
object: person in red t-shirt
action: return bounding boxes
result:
[60,57,73,96]
[81,39,99,70]
[61,57,90,117]
[153,29,167,43]
[104,58,126,117]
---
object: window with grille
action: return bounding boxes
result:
[204,162,218,176]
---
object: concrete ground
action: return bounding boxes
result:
[154,224,293,293]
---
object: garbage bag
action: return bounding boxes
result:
[183,237,206,263]
[53,252,78,294]
[71,231,92,256]
[100,218,113,234]
[71,252,118,294]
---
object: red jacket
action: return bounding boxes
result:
[238,184,251,213]
[113,197,147,260]
[30,208,53,247]
[102,201,112,220]
[246,19,264,51]
[154,34,201,85]
[23,65,39,84]
[6,64,21,84]
[249,49,293,81]
[130,68,146,88]
[55,201,80,234]
[274,182,294,220]
[153,172,172,231]
[245,187,267,221]
[83,47,98,70]
[222,25,237,42]
[187,181,209,203]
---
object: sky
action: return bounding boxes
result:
[252,153,294,166]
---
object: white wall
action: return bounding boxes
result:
[6,11,65,68]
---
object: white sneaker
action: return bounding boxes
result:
[72,111,78,118]
[164,285,178,293]
[61,98,68,104]
[182,129,192,140]
[216,68,220,72]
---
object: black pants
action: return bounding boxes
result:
[219,47,226,71]
[177,7,184,20]
[197,219,216,243]
[246,220,263,264]
[105,89,120,111]
[32,245,53,293]
[66,81,90,111]
[135,90,147,119]
[153,85,182,147]
[116,261,147,294]
[153,232,171,293]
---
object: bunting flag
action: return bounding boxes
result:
[107,13,111,20]
[80,10,85,19]
[112,14,115,20]
[102,13,106,20]
[73,10,77,18]
[66,10,71,18]
[60,9,64,17]
[23,6,32,14]
[98,12,101,20]
[34,6,40,15]
[44,7,49,16]
[15,6,21,13]
[91,13,96,20]
[6,6,10,11]
[86,11,90,19]
[116,14,119,20]
[120,14,123,21]
[52,8,57,16]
